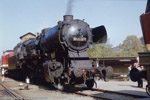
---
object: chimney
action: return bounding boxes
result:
[63,15,73,22]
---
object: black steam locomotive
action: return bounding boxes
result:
[8,15,107,89]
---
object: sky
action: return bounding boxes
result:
[0,0,147,56]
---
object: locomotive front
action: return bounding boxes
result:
[42,15,108,89]
[41,15,107,52]
[62,15,92,51]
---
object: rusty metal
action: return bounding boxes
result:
[140,13,150,51]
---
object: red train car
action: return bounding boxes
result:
[139,0,150,96]
[140,0,150,52]
[1,50,14,70]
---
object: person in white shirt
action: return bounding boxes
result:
[1,68,5,82]
[128,65,132,80]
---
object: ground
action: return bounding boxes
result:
[0,76,149,100]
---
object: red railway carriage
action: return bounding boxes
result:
[1,50,14,69]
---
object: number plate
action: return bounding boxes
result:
[73,37,87,41]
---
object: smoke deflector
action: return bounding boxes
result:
[92,25,107,43]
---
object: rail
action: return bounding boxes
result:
[74,88,150,100]
[0,82,25,100]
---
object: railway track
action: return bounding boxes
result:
[0,82,25,100]
[74,88,150,100]
[0,76,149,100]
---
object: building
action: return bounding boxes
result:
[20,32,36,42]
[92,57,136,73]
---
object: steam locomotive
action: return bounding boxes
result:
[8,15,107,89]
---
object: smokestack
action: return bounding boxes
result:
[65,0,75,15]
[63,15,73,22]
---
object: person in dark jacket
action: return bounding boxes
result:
[134,57,143,88]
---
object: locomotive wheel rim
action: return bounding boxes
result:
[146,85,150,96]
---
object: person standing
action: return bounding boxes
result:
[137,66,144,88]
[134,57,143,88]
[128,65,132,81]
[1,68,5,82]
